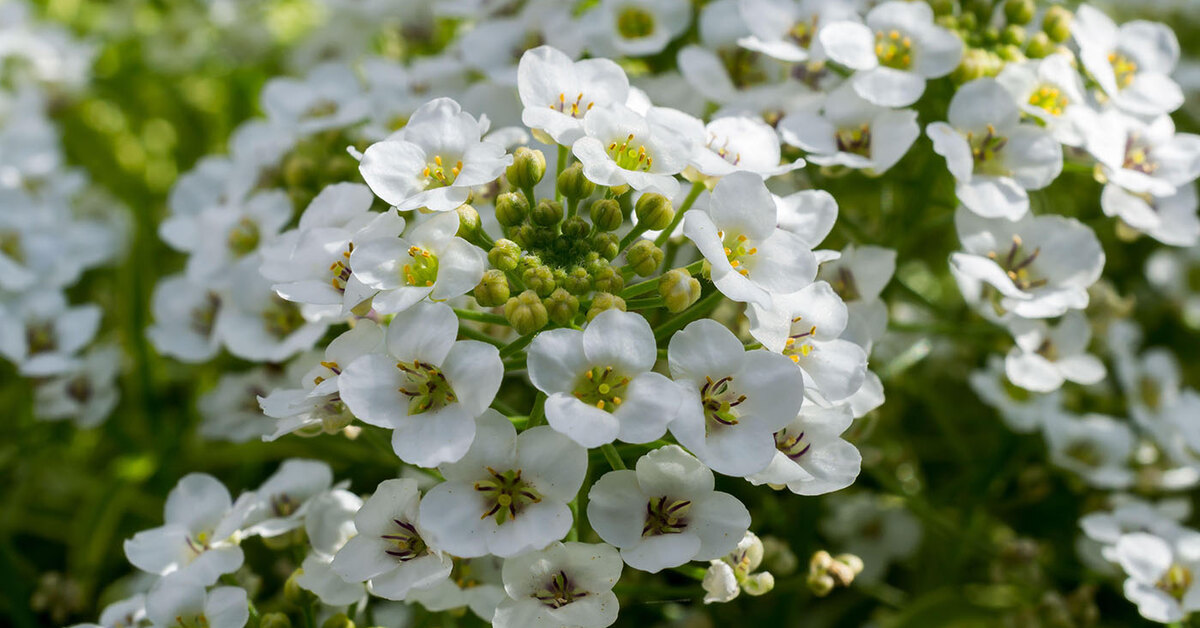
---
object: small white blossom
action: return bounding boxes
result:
[493,542,623,628]
[746,404,861,496]
[518,45,630,146]
[1043,412,1135,489]
[1072,4,1183,117]
[779,82,919,174]
[144,575,248,628]
[1005,311,1107,393]
[573,101,689,198]
[1112,531,1200,623]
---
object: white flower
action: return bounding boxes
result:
[1080,498,1191,563]
[242,459,334,538]
[358,97,512,212]
[260,320,383,441]
[573,102,688,198]
[1109,321,1184,429]
[1113,531,1200,623]
[650,109,803,180]
[746,404,861,495]
[144,575,248,628]
[819,493,921,583]
[493,542,623,628]
[33,344,120,428]
[587,0,690,58]
[258,183,396,312]
[667,318,806,477]
[817,244,896,351]
[779,82,919,174]
[683,171,817,309]
[168,189,292,281]
[527,309,681,448]
[298,552,365,607]
[950,207,1104,320]
[968,355,1062,433]
[332,478,453,601]
[518,45,630,146]
[736,0,862,63]
[820,1,962,107]
[747,281,869,404]
[0,198,117,292]
[927,78,1062,220]
[1072,4,1183,117]
[675,1,794,108]
[349,211,486,314]
[147,273,223,363]
[1101,182,1199,248]
[260,62,369,135]
[339,301,502,466]
[215,259,332,363]
[702,531,773,604]
[297,489,368,606]
[995,53,1092,148]
[419,410,588,558]
[123,473,251,586]
[407,557,506,621]
[70,593,146,628]
[458,2,583,85]
[587,445,751,573]
[1043,413,1135,490]
[0,290,99,376]
[1005,311,1106,393]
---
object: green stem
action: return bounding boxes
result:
[526,392,547,429]
[452,308,509,326]
[458,325,505,348]
[555,144,568,201]
[600,443,626,470]
[653,180,704,247]
[620,259,704,299]
[653,288,722,341]
[499,332,536,358]
[490,397,520,417]
[618,223,650,252]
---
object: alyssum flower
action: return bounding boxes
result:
[493,541,623,628]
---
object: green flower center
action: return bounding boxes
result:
[228,217,260,257]
[783,318,818,363]
[836,124,872,157]
[1063,440,1102,467]
[397,359,457,415]
[1139,376,1162,411]
[776,427,812,461]
[191,293,221,337]
[534,570,589,609]
[607,133,654,172]
[616,7,655,39]
[304,99,339,120]
[404,245,440,288]
[1157,563,1194,601]
[986,234,1046,291]
[25,321,56,355]
[170,613,210,628]
[1028,84,1069,117]
[0,229,23,262]
[642,495,692,537]
[423,155,462,188]
[572,365,630,412]
[875,30,913,70]
[1123,136,1157,175]
[381,518,429,561]
[66,376,92,403]
[262,296,307,339]
[717,48,769,89]
[789,17,818,48]
[720,231,757,278]
[1108,52,1138,90]
[830,266,862,302]
[700,375,746,429]
[474,467,543,525]
[967,124,1010,176]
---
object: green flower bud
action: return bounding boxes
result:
[626,240,663,277]
[592,265,624,294]
[1004,0,1034,25]
[321,613,355,628]
[952,48,992,83]
[495,192,529,227]
[982,26,1001,45]
[659,268,701,313]
[506,147,546,190]
[586,293,626,321]
[935,14,958,30]
[1025,31,1054,58]
[259,613,294,628]
[557,162,596,200]
[1043,6,1072,43]
[958,11,978,32]
[283,154,316,188]
[967,0,993,22]
[807,571,836,597]
[1001,24,1026,46]
[591,232,620,261]
[517,253,543,274]
[635,193,675,231]
[531,199,564,226]
[561,216,590,239]
[589,198,623,232]
[997,43,1025,62]
[474,269,511,307]
[929,0,955,16]
[544,288,580,325]
[562,266,592,294]
[504,290,549,335]
[523,265,557,297]
[488,239,522,271]
[455,204,481,238]
[742,572,775,597]
[283,570,313,608]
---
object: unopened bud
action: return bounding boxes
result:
[506,147,546,189]
[532,199,564,226]
[826,558,857,587]
[952,48,993,83]
[587,293,626,321]
[544,288,580,325]
[561,216,590,239]
[635,193,674,231]
[592,265,625,294]
[966,0,992,22]
[998,44,1025,62]
[835,553,865,577]
[259,613,293,628]
[495,192,529,227]
[504,290,549,335]
[474,269,511,307]
[659,268,701,313]
[626,240,663,277]
[589,199,623,232]
[522,265,557,297]
[592,232,620,260]
[557,162,596,200]
[488,239,521,271]
[562,266,592,294]
[1001,24,1026,47]
[1025,31,1055,58]
[321,613,355,628]
[929,0,954,16]
[1043,6,1072,43]
[807,571,836,597]
[742,572,775,597]
[1004,0,1034,25]
[455,204,481,238]
[283,570,313,608]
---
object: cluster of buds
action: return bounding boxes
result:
[938,0,1074,82]
[807,550,865,597]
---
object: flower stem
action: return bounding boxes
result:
[653,180,704,247]
[600,443,626,470]
[452,308,509,326]
[526,392,547,429]
[555,144,568,201]
[653,287,722,341]
[620,259,703,299]
[499,332,535,358]
[458,324,505,348]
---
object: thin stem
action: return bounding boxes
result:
[526,392,547,429]
[653,180,705,247]
[490,397,520,417]
[620,259,703,300]
[458,325,505,348]
[555,144,568,201]
[600,443,626,470]
[618,223,650,252]
[452,308,509,326]
[499,332,535,358]
[653,288,722,341]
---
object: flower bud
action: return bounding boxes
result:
[504,290,549,335]
[544,288,580,325]
[562,266,592,294]
[635,193,675,231]
[522,264,557,297]
[495,192,529,227]
[1025,31,1054,58]
[557,162,596,200]
[1001,24,1026,47]
[929,0,954,16]
[659,268,701,313]
[259,613,293,628]
[826,557,858,587]
[587,293,626,321]
[561,215,590,239]
[592,265,624,294]
[488,239,522,271]
[589,198,623,232]
[626,240,663,277]
[1004,0,1034,25]
[283,570,313,608]
[532,199,564,226]
[742,572,775,597]
[952,48,992,83]
[506,147,546,189]
[998,44,1025,62]
[966,0,992,22]
[474,269,511,307]
[1043,6,1072,43]
[835,553,865,578]
[807,571,836,597]
[455,204,481,238]
[592,232,620,260]
[321,613,355,628]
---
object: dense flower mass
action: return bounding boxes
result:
[7,0,1200,626]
